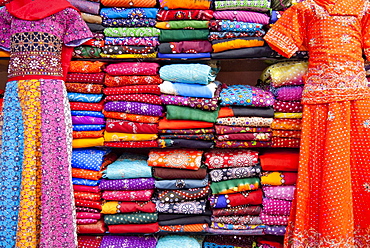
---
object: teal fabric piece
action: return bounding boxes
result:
[156,235,204,248]
[159,64,218,84]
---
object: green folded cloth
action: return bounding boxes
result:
[159,29,209,42]
[210,177,260,194]
[166,105,219,123]
[104,213,158,225]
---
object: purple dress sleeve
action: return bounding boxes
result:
[62,8,93,46]
[0,7,11,51]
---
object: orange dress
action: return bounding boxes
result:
[264,0,370,247]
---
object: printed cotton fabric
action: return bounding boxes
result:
[148,149,203,170]
[204,149,259,169]
[220,84,274,107]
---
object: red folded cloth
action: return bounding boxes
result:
[107,223,159,233]
[73,185,100,193]
[77,220,107,234]
[259,148,299,171]
[77,235,103,248]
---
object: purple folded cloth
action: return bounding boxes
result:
[213,11,270,25]
[99,178,155,191]
[262,198,292,216]
[104,101,164,116]
[206,227,265,235]
[69,0,100,15]
[264,225,287,236]
[263,186,295,201]
[273,85,303,101]
[100,236,157,248]
[72,116,105,125]
[260,213,289,226]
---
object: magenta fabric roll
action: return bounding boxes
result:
[76,212,102,219]
[262,198,292,216]
[273,100,303,113]
[102,189,154,201]
[99,178,156,191]
[260,213,289,226]
[72,116,105,125]
[273,86,303,101]
[104,101,164,117]
[76,219,98,225]
[76,207,100,213]
[105,62,160,76]
[213,11,270,25]
[262,186,295,201]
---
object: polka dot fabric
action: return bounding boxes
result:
[220,84,274,107]
[71,148,109,171]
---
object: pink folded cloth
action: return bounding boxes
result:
[260,213,289,226]
[76,219,98,225]
[105,62,160,76]
[262,198,292,216]
[76,212,102,219]
[213,11,270,25]
[273,86,303,101]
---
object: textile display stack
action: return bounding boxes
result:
[158,63,220,149]
[215,84,275,149]
[210,1,270,59]
[69,0,104,59]
[102,62,163,148]
[67,60,107,149]
[100,0,159,59]
[258,61,307,148]
[258,149,299,241]
[99,151,159,234]
[72,148,117,235]
[204,149,265,235]
[148,149,211,233]
[156,0,213,59]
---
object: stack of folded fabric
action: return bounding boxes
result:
[99,235,157,248]
[148,149,211,234]
[210,0,273,59]
[103,62,164,149]
[158,63,220,149]
[203,235,258,247]
[72,148,117,235]
[259,148,299,238]
[156,235,204,248]
[259,61,308,148]
[205,149,265,235]
[99,152,159,234]
[156,0,213,59]
[78,235,103,248]
[67,61,107,148]
[215,84,274,148]
[100,0,159,59]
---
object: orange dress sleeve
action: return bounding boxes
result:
[362,4,370,61]
[264,4,307,58]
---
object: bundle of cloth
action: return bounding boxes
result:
[156,235,204,248]
[72,148,117,235]
[203,235,259,248]
[204,149,265,235]
[99,152,159,234]
[216,84,274,148]
[156,0,213,59]
[99,235,157,248]
[158,63,220,149]
[259,148,299,238]
[149,149,211,234]
[100,2,159,58]
[259,61,308,148]
[67,61,106,148]
[103,62,164,148]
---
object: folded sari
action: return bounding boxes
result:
[215,125,271,134]
[158,139,215,149]
[104,94,162,105]
[203,235,255,247]
[70,101,104,111]
[157,186,210,203]
[74,192,101,201]
[273,100,303,113]
[159,0,211,9]
[156,20,209,29]
[153,168,207,180]
[159,224,208,233]
[77,220,107,234]
[209,189,263,208]
[159,134,214,140]
[211,222,265,230]
[103,111,160,123]
[66,83,103,94]
[69,61,105,73]
[100,0,157,8]
[104,27,160,37]
[106,119,158,134]
[274,112,302,119]
[107,223,159,233]
[104,213,158,225]
[263,186,295,201]
[104,101,164,116]
[100,53,157,59]
[209,166,262,182]
[157,235,204,247]
[211,46,275,59]
[73,130,104,139]
[216,117,273,127]
[159,29,209,42]
[72,178,100,187]
[217,132,272,141]
[68,93,103,103]
[77,219,98,225]
[211,177,260,194]
[158,53,211,59]
[158,117,215,129]
[259,149,299,171]
[206,227,265,235]
[158,128,215,134]
[220,84,274,107]
[102,18,156,27]
[72,148,110,171]
[218,106,274,118]
[77,236,103,248]
[209,20,263,32]
[272,85,303,101]
[76,206,100,213]
[208,31,265,41]
[204,149,259,169]
[75,199,102,210]
[166,105,219,123]
[102,159,152,179]
[156,200,207,214]
[156,9,214,21]
[212,205,262,216]
[104,75,162,87]
[102,45,155,55]
[272,137,301,148]
[101,201,156,214]
[212,37,265,53]
[264,225,286,236]
[82,39,105,47]
[72,168,102,181]
[69,0,100,14]
[159,81,218,98]
[72,137,105,148]
[104,141,159,148]
[214,0,271,12]
[72,116,105,125]
[159,64,217,84]
[100,7,158,19]
[260,213,289,226]
[148,149,203,170]
[73,124,105,131]
[260,172,298,186]
[77,212,102,220]
[105,37,159,46]
[158,41,212,54]
[99,178,155,191]
[104,132,158,142]
[73,46,101,59]
[81,12,102,24]
[73,185,100,193]
[158,215,211,226]
[71,111,104,118]
[272,130,301,138]
[66,72,105,84]
[211,215,262,225]
[99,235,157,247]
[262,198,292,216]
[105,62,159,76]
[155,176,209,189]
[213,11,269,24]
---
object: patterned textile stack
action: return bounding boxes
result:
[149,149,211,234]
[259,148,299,239]
[156,235,204,248]
[103,62,163,148]
[156,0,213,59]
[67,61,106,148]
[99,235,157,248]
[100,0,159,59]
[157,63,220,149]
[210,0,272,59]
[72,148,116,235]
[259,61,308,148]
[215,84,274,149]
[69,0,104,59]
[99,152,159,234]
[205,149,265,235]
